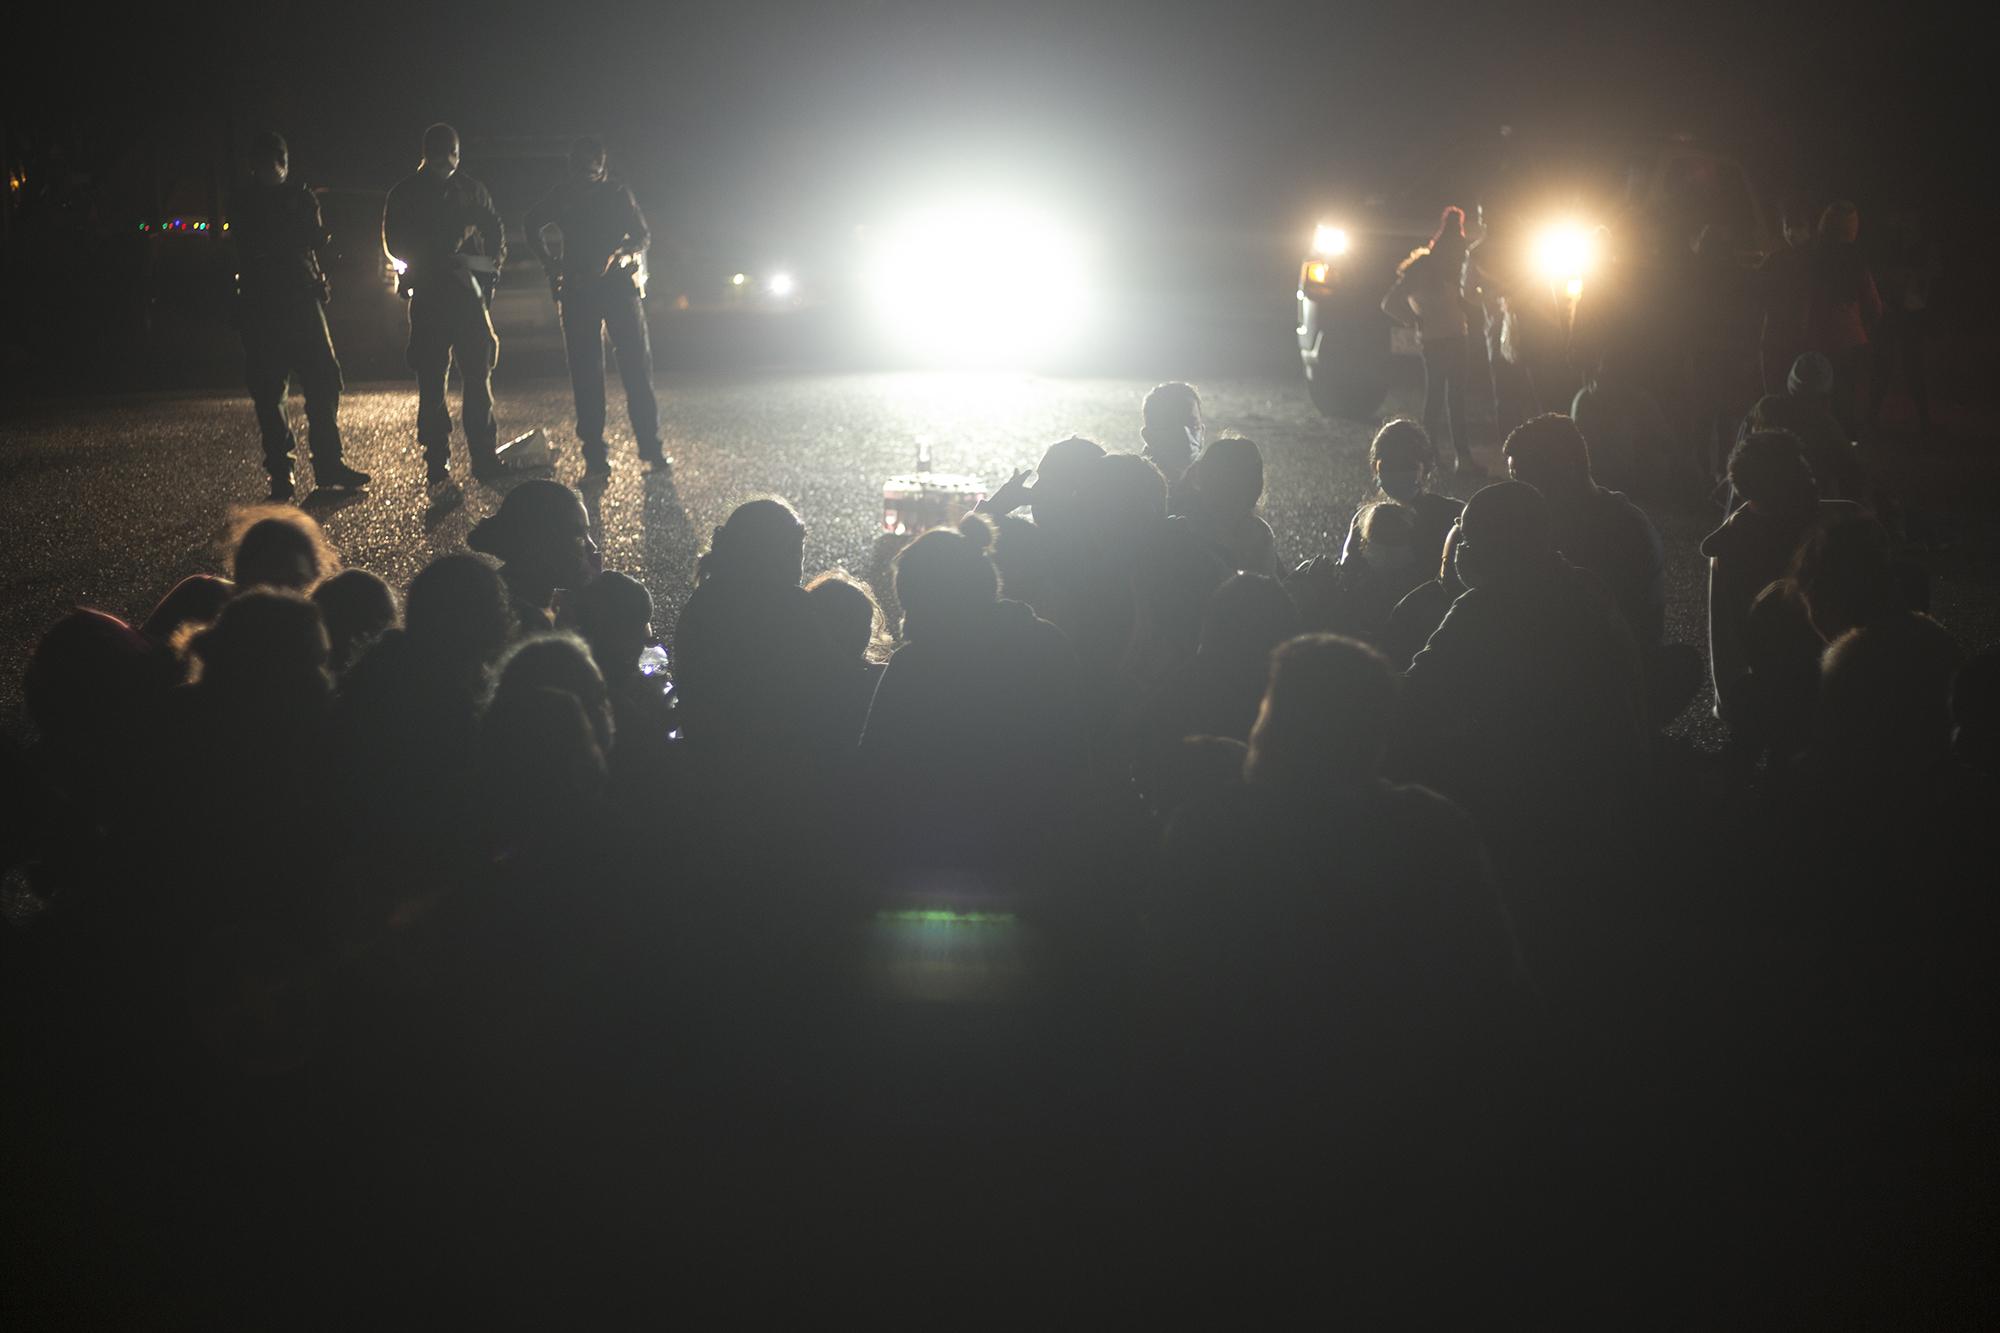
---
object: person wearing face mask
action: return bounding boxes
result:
[523,136,670,483]
[1139,381,1204,515]
[1185,436,1278,578]
[465,479,602,634]
[1339,419,1463,574]
[383,123,508,489]
[231,132,370,502]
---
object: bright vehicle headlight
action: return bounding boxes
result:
[863,199,1094,363]
[1533,222,1597,286]
[767,271,796,297]
[1311,224,1350,258]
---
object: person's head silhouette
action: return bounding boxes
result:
[420,123,460,176]
[1452,481,1553,590]
[496,633,613,756]
[1141,382,1203,479]
[1032,436,1108,534]
[1502,414,1593,501]
[1245,634,1398,793]
[466,480,598,611]
[1190,436,1265,518]
[1369,418,1439,503]
[1351,502,1419,580]
[807,572,888,665]
[405,553,514,670]
[189,589,332,710]
[696,497,806,587]
[251,131,289,187]
[561,571,654,683]
[893,515,999,640]
[568,134,608,182]
[312,570,399,677]
[232,508,339,592]
[1727,430,1819,519]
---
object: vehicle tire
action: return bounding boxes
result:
[1304,325,1390,419]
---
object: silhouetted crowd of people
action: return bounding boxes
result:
[1399,194,1945,514]
[5,382,1996,1323]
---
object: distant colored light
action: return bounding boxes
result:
[876,909,1019,926]
[767,271,795,297]
[1305,261,1330,285]
[730,272,746,286]
[139,222,149,232]
[221,221,229,231]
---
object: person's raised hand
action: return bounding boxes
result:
[979,468,1033,516]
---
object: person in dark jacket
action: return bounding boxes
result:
[862,514,1087,869]
[465,479,600,635]
[1502,413,1703,724]
[1701,431,1861,750]
[233,132,369,501]
[383,123,508,488]
[524,136,669,482]
[670,498,843,761]
[1399,482,1646,831]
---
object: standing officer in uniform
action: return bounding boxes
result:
[383,123,508,488]
[524,136,670,482]
[234,131,370,502]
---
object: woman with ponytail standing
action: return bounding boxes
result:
[1382,206,1480,476]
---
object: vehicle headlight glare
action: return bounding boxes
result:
[863,199,1093,363]
[1312,224,1350,257]
[1534,223,1597,283]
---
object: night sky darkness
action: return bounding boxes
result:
[13,1,1973,206]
